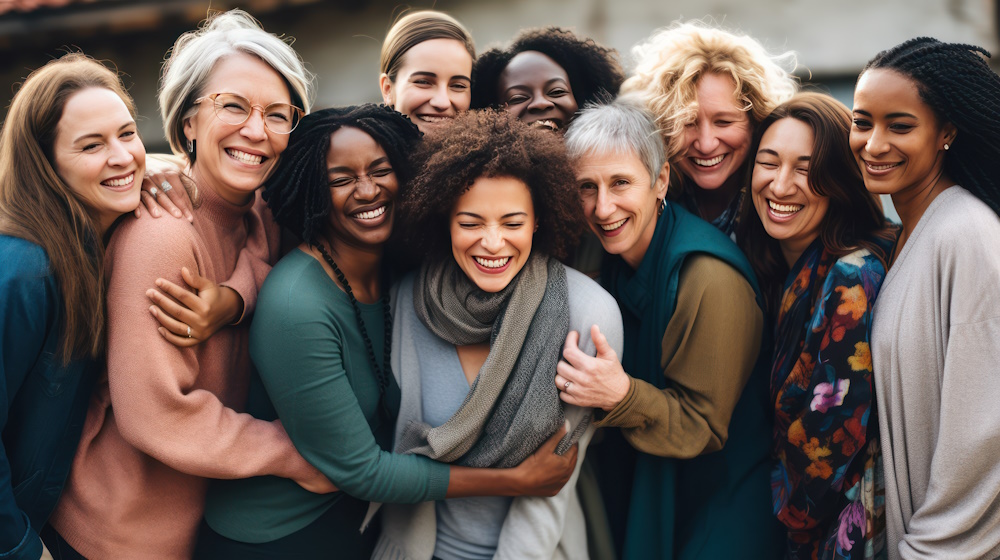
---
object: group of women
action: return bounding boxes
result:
[1,6,998,560]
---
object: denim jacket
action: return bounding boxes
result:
[1,236,97,560]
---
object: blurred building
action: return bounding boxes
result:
[0,0,996,157]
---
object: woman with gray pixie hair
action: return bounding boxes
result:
[48,10,332,560]
[560,100,782,559]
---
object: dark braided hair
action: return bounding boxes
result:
[261,103,422,245]
[862,37,1000,215]
[471,27,625,111]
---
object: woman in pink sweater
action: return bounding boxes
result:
[47,10,331,560]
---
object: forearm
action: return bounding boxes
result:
[446,465,523,498]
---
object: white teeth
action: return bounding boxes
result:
[600,218,627,231]
[102,174,133,187]
[418,115,451,123]
[532,119,559,131]
[768,200,803,214]
[693,154,725,167]
[474,256,510,269]
[353,205,386,220]
[866,161,901,171]
[227,149,263,165]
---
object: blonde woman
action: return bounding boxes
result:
[621,21,797,236]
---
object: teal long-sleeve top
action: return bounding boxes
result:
[202,248,449,543]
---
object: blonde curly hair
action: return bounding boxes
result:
[621,20,798,162]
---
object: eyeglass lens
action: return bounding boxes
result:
[211,93,300,134]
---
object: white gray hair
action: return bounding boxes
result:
[158,9,315,160]
[564,97,667,184]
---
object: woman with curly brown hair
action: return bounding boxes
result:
[471,27,625,133]
[372,110,623,560]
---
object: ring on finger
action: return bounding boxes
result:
[186,326,192,338]
[564,380,572,391]
[149,186,159,200]
[160,181,173,193]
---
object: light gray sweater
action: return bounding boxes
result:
[372,266,624,560]
[872,186,1000,559]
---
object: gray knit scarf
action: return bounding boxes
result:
[398,252,588,467]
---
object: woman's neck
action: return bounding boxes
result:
[691,173,741,222]
[309,233,384,304]
[890,170,954,263]
[189,163,254,206]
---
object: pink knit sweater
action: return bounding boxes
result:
[50,184,311,559]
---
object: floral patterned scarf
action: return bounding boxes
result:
[770,237,891,559]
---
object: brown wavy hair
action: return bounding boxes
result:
[737,92,893,312]
[398,109,585,262]
[0,53,137,362]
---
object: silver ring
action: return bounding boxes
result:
[564,380,572,391]
[160,181,173,193]
[149,187,159,200]
[186,326,192,338]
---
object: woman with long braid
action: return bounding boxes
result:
[850,38,1000,558]
[194,105,579,559]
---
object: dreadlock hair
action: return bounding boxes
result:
[399,109,585,262]
[862,37,1000,216]
[736,92,894,312]
[261,104,421,246]
[471,27,625,111]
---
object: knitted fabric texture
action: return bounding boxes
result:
[401,253,585,467]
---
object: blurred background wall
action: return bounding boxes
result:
[1,0,996,221]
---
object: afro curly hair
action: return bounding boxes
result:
[261,103,422,246]
[398,109,585,262]
[471,27,625,112]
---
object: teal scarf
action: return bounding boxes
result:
[600,203,783,560]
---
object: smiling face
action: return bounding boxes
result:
[497,50,579,133]
[676,72,752,193]
[751,117,829,265]
[183,52,291,205]
[450,176,536,292]
[53,87,145,235]
[326,127,399,252]
[380,38,473,134]
[577,149,669,269]
[849,68,955,198]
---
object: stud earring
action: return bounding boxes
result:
[944,143,950,151]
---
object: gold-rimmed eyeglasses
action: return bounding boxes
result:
[193,93,304,134]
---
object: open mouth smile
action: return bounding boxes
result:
[226,148,265,166]
[692,154,726,167]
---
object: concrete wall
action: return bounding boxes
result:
[1,0,995,156]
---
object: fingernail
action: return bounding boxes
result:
[173,210,182,218]
[155,279,164,288]
[149,306,157,316]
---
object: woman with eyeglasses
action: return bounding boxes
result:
[46,11,335,560]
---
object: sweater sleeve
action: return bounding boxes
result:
[772,261,877,533]
[899,315,1000,558]
[493,270,623,558]
[595,254,763,458]
[104,217,310,482]
[0,244,51,560]
[218,194,279,324]
[250,268,449,504]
